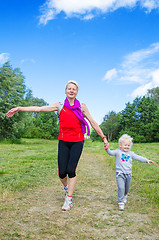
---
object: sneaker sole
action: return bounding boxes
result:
[62,206,72,211]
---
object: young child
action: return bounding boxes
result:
[104,134,154,210]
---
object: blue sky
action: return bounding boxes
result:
[0,0,159,124]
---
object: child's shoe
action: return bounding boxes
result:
[118,202,125,210]
[123,195,127,204]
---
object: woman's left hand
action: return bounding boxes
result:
[104,139,109,150]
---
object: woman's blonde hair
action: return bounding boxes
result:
[119,134,133,147]
[65,80,79,91]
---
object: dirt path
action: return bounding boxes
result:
[0,150,158,240]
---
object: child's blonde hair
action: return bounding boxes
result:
[119,134,133,148]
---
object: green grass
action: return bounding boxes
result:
[0,139,159,239]
[0,139,58,193]
[0,139,158,208]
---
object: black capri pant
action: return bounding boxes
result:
[58,140,84,179]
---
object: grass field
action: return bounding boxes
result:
[0,139,58,193]
[0,139,158,239]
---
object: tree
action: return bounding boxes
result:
[0,62,26,140]
[120,96,158,142]
[0,62,59,141]
[147,87,159,106]
[22,96,59,139]
[90,111,121,142]
[101,111,121,141]
[150,107,159,142]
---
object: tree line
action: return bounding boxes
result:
[0,62,59,141]
[0,62,159,142]
[91,88,159,142]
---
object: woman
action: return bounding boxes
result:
[6,80,109,211]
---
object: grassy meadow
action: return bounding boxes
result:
[0,139,58,193]
[0,139,158,208]
[0,139,158,239]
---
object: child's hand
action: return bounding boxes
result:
[146,159,154,164]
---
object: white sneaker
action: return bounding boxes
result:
[62,196,72,211]
[118,202,125,210]
[123,195,127,204]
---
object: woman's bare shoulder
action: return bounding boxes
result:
[81,103,90,117]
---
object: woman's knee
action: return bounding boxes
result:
[59,171,67,179]
[67,170,76,178]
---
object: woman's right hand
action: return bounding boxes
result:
[6,107,19,118]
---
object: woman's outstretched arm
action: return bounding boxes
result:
[6,102,60,118]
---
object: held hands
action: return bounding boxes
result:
[104,143,109,150]
[146,159,154,164]
[103,138,109,150]
[102,135,109,150]
[6,107,19,118]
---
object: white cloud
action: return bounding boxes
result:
[83,14,94,20]
[103,42,159,98]
[131,69,159,97]
[102,68,117,81]
[39,0,159,25]
[151,68,159,85]
[123,42,159,67]
[0,53,10,64]
[141,0,159,12]
[131,82,153,98]
[21,58,36,64]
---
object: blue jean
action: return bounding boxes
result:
[116,172,132,201]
